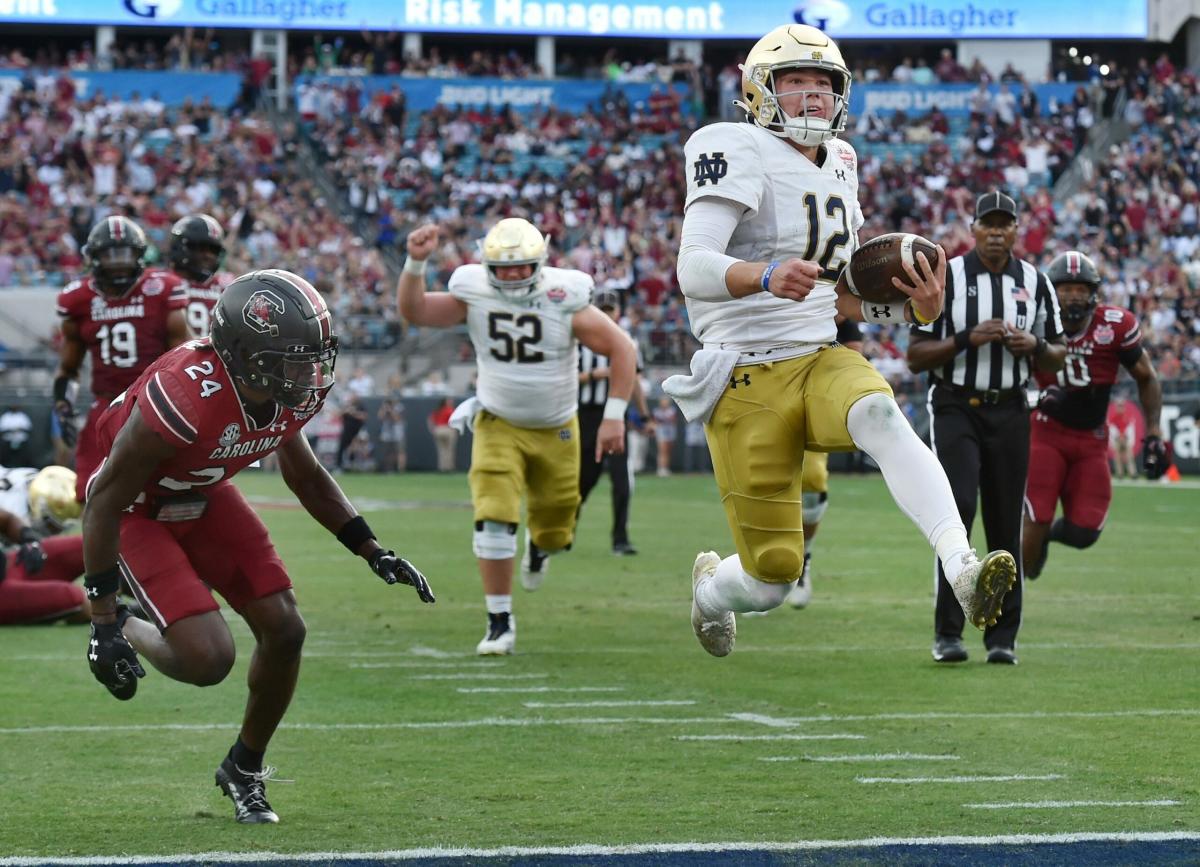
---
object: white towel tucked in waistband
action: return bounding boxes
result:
[661,348,740,424]
[448,396,482,434]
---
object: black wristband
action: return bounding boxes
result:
[337,515,376,553]
[84,564,122,600]
[954,330,972,351]
[18,527,38,544]
[53,375,72,404]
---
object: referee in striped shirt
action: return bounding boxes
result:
[907,191,1067,665]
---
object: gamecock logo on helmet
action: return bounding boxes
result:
[243,289,286,336]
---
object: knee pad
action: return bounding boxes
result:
[802,491,829,526]
[473,521,518,560]
[1059,520,1101,550]
[847,392,907,448]
[531,529,571,555]
[753,545,803,584]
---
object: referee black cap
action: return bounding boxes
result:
[975,190,1018,221]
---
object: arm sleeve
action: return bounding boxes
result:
[676,197,745,303]
[1117,308,1144,368]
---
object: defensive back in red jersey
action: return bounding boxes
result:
[56,268,188,400]
[182,270,236,336]
[1033,304,1143,431]
[94,338,322,509]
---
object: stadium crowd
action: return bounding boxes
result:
[1,43,1198,383]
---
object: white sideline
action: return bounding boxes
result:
[731,708,1200,724]
[675,734,866,741]
[964,799,1182,809]
[3,832,1200,865]
[857,774,1064,784]
[457,687,625,694]
[522,700,696,708]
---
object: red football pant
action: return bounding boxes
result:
[0,536,86,625]
[75,401,111,503]
[1025,412,1112,531]
[117,484,292,631]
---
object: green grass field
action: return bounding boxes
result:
[1,471,1198,859]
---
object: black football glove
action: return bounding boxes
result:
[55,400,77,448]
[1037,385,1066,413]
[1142,434,1172,481]
[87,620,145,701]
[16,541,46,575]
[369,549,436,604]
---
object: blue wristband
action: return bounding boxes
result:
[760,261,780,293]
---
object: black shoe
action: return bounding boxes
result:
[986,646,1018,665]
[215,757,281,824]
[612,541,638,556]
[932,636,968,663]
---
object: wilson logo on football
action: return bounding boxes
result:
[243,290,286,336]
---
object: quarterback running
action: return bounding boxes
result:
[669,24,1017,656]
[399,219,636,655]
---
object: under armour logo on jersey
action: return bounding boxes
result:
[835,169,847,181]
[729,373,751,389]
[693,152,728,187]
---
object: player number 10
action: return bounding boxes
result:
[1058,355,1091,388]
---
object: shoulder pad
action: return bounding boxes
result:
[448,264,491,302]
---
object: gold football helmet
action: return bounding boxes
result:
[28,465,81,533]
[481,218,547,295]
[734,24,852,147]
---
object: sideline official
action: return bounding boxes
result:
[907,191,1067,665]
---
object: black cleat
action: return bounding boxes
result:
[612,541,638,556]
[215,758,282,824]
[932,636,969,663]
[986,646,1018,665]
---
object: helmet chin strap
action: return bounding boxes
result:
[780,113,834,146]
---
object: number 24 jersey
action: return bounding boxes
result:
[450,264,593,429]
[95,338,320,511]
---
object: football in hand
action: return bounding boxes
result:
[837,233,939,305]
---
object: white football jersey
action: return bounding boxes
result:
[450,264,593,428]
[683,122,865,351]
[0,465,36,522]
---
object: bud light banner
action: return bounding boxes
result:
[850,82,1081,118]
[296,75,691,116]
[0,0,1147,38]
[0,69,243,108]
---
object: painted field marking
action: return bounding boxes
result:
[964,799,1182,809]
[410,673,549,681]
[675,734,866,742]
[457,687,625,694]
[522,700,696,709]
[858,774,1064,784]
[802,753,960,763]
[759,756,798,762]
[349,662,509,670]
[727,713,798,728]
[4,831,1200,865]
[731,709,1200,725]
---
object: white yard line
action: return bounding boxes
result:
[731,709,1200,725]
[857,774,1064,784]
[675,734,866,741]
[409,673,549,681]
[349,662,511,670]
[964,799,1182,809]
[522,700,696,709]
[801,754,960,763]
[758,756,798,762]
[457,687,626,694]
[4,832,1200,865]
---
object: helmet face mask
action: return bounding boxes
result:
[84,216,148,296]
[481,218,547,296]
[210,270,339,414]
[735,24,852,148]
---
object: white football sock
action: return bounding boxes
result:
[847,393,972,579]
[485,594,512,615]
[695,553,792,617]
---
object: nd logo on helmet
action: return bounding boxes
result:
[793,0,852,29]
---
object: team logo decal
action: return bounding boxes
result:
[558,428,572,441]
[1093,324,1115,346]
[243,289,285,336]
[693,152,728,187]
[219,423,241,447]
[141,277,164,296]
[547,288,566,303]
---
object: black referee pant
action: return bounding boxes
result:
[930,384,1030,649]
[578,406,632,548]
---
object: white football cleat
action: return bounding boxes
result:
[949,549,1017,630]
[785,552,813,609]
[690,551,735,657]
[520,529,547,592]
[476,613,516,656]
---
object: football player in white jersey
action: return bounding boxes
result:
[669,23,1019,657]
[399,218,637,654]
[0,465,89,624]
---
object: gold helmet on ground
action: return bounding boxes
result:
[734,24,852,147]
[481,218,548,295]
[28,465,81,533]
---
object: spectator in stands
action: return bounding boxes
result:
[428,397,457,472]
